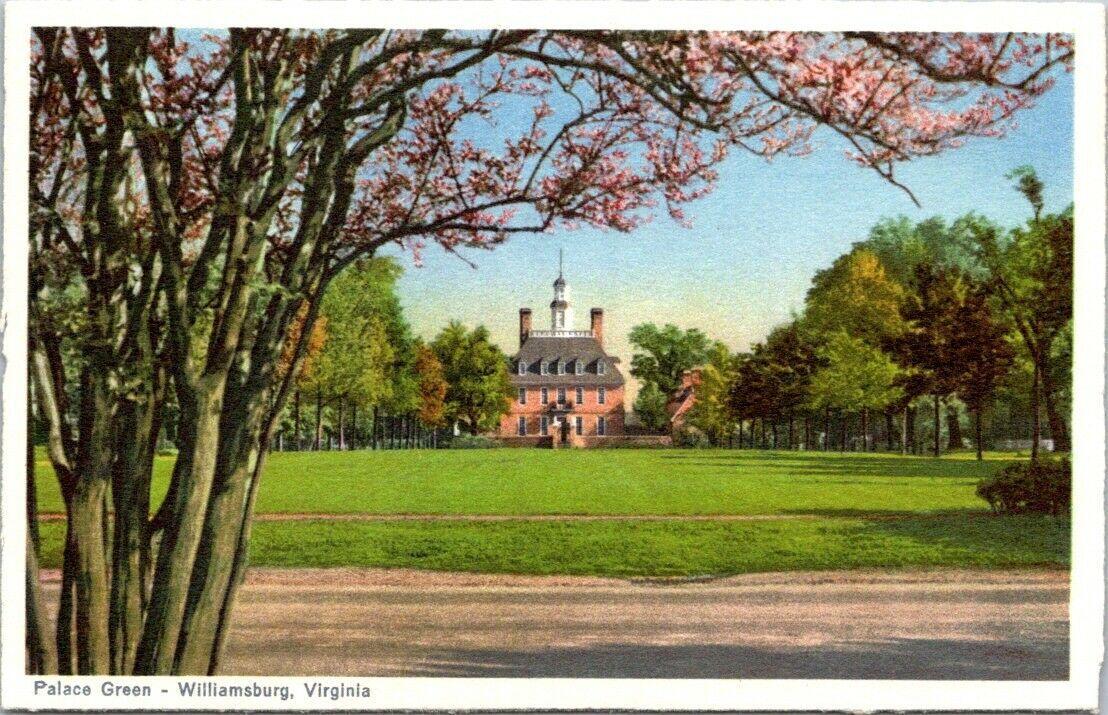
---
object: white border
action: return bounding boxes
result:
[2,2,1104,711]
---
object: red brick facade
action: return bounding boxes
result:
[497,264,626,447]
[499,385,626,443]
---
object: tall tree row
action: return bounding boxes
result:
[634,169,1070,459]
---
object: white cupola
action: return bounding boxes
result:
[550,248,574,330]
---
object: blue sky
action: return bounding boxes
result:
[383,72,1074,399]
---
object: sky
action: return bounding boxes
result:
[382,70,1074,402]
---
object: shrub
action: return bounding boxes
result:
[976,458,1071,516]
[672,426,711,449]
[448,434,501,449]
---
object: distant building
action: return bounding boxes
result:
[499,255,626,446]
[666,369,702,433]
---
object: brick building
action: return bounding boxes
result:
[499,259,625,447]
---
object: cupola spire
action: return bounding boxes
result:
[550,248,572,330]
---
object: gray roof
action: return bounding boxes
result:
[511,335,625,386]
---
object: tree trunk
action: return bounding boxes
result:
[351,404,358,450]
[975,407,984,461]
[946,405,962,450]
[861,408,869,452]
[1039,366,1070,452]
[1031,364,1041,463]
[788,414,794,450]
[906,405,917,454]
[338,396,346,450]
[840,412,847,452]
[294,390,301,450]
[26,433,55,674]
[823,408,831,451]
[900,407,908,456]
[886,411,895,452]
[26,525,56,675]
[314,388,323,451]
[932,394,941,458]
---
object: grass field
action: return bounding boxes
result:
[33,448,1069,576]
[35,448,1020,515]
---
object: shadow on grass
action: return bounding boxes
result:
[397,638,1067,679]
[659,452,1015,480]
[778,509,1070,567]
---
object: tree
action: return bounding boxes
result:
[629,324,712,396]
[954,285,1016,460]
[414,345,448,428]
[431,322,513,435]
[28,28,1070,674]
[967,174,1072,458]
[305,258,417,449]
[806,332,903,451]
[760,322,821,449]
[894,264,956,456]
[804,248,906,346]
[277,304,328,450]
[633,383,670,432]
[728,352,782,449]
[688,343,739,445]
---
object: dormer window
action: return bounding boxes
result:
[597,360,606,376]
[556,359,565,376]
[518,360,527,376]
[540,360,549,375]
[575,360,584,376]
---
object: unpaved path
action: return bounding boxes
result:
[40,568,1069,679]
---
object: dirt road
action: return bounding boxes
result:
[42,568,1067,679]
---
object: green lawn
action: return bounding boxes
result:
[35,514,1068,575]
[33,448,1069,576]
[35,448,1020,516]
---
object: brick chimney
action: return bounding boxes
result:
[590,308,604,347]
[519,308,532,347]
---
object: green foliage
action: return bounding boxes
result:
[672,425,712,448]
[1006,165,1045,220]
[688,343,739,444]
[308,258,416,411]
[414,344,448,427]
[956,284,1015,413]
[976,458,1070,516]
[803,248,906,345]
[431,321,513,435]
[629,323,712,395]
[632,382,670,432]
[862,215,983,284]
[807,332,903,413]
[448,434,501,449]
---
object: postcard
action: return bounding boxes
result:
[2,1,1104,711]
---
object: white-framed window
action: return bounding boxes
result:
[517,415,527,436]
[540,416,549,436]
[541,387,549,405]
[518,387,527,405]
[574,415,583,436]
[598,387,606,405]
[597,416,607,436]
[540,360,549,375]
[575,360,584,375]
[557,386,566,404]
[557,359,565,375]
[518,360,527,375]
[575,386,584,404]
[597,360,606,375]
